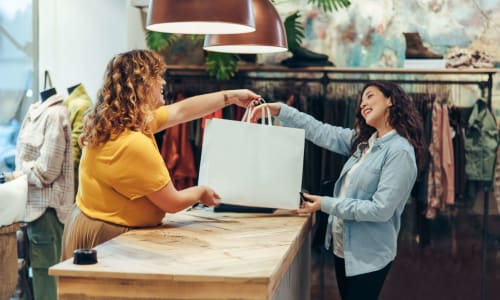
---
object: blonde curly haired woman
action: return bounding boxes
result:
[61,50,260,259]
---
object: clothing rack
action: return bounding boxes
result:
[166,65,495,106]
[165,65,498,300]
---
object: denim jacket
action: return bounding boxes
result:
[278,104,417,276]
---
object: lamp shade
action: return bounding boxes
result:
[146,0,256,34]
[203,0,288,54]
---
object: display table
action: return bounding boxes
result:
[49,209,313,300]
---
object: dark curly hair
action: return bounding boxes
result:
[80,49,167,147]
[351,81,426,172]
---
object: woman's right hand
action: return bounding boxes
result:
[199,186,221,207]
[250,102,281,123]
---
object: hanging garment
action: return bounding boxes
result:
[161,95,197,190]
[426,101,454,219]
[441,105,455,206]
[464,98,498,182]
[472,148,500,214]
[449,107,467,203]
[16,94,74,300]
[426,101,443,219]
[64,84,92,193]
[16,94,74,223]
[410,93,433,247]
[494,147,500,212]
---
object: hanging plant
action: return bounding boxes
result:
[206,52,239,80]
[146,31,177,51]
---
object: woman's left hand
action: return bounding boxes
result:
[295,192,322,214]
[225,89,261,108]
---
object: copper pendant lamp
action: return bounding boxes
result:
[146,0,256,34]
[203,0,288,54]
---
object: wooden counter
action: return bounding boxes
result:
[49,209,313,300]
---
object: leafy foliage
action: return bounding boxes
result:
[145,32,236,79]
[205,52,239,80]
[307,0,351,12]
[146,31,177,52]
[283,12,305,52]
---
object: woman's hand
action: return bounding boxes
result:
[249,103,281,123]
[295,192,322,214]
[199,186,221,207]
[225,89,261,108]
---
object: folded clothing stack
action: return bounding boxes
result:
[281,46,334,68]
[446,48,494,68]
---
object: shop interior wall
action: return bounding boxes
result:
[265,0,500,113]
[38,0,131,102]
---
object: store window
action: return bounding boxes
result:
[0,0,36,173]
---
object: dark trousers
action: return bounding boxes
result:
[334,255,392,300]
[27,208,63,300]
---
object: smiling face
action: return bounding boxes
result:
[360,85,393,135]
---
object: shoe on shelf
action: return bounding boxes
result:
[290,46,329,61]
[282,46,334,68]
[446,47,473,68]
[471,50,494,68]
[403,32,443,59]
[281,56,334,68]
[445,47,494,69]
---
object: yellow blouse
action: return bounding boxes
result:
[77,107,170,227]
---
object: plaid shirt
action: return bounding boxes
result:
[16,94,74,223]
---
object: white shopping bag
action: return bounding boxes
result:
[198,106,305,210]
[0,175,27,226]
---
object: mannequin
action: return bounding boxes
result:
[63,83,92,195]
[67,83,81,95]
[40,87,57,102]
[16,91,73,299]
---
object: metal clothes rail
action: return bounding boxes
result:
[166,65,496,108]
[165,65,498,300]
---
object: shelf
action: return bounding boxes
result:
[166,64,498,75]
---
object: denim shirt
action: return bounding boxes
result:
[278,104,417,276]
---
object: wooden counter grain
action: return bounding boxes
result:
[49,209,313,300]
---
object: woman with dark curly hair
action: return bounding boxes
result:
[61,49,260,260]
[251,81,425,300]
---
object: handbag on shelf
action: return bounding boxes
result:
[0,174,27,226]
[198,105,305,210]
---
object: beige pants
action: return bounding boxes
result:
[61,205,129,261]
[0,223,19,300]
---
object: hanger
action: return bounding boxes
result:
[40,70,56,102]
[67,83,81,95]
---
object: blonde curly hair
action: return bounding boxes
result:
[80,50,167,147]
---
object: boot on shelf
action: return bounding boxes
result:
[403,32,443,59]
[291,46,329,61]
[281,46,334,68]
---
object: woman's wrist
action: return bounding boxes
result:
[270,102,281,116]
[222,91,232,106]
